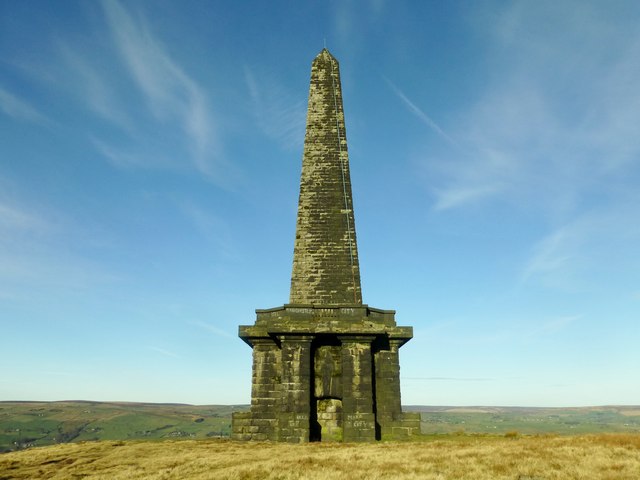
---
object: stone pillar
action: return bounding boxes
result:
[375,339,403,421]
[340,336,376,442]
[278,335,313,442]
[375,339,403,438]
[232,338,280,441]
[250,339,281,440]
[314,344,343,442]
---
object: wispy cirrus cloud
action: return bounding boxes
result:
[0,188,119,297]
[177,200,238,260]
[56,43,133,133]
[432,184,501,212]
[189,320,234,339]
[100,0,225,182]
[90,136,172,170]
[418,2,640,215]
[522,226,576,287]
[0,238,120,292]
[0,201,49,234]
[332,0,388,51]
[539,315,581,334]
[422,84,564,214]
[384,77,456,147]
[521,200,640,288]
[396,1,640,291]
[0,86,50,125]
[420,312,582,352]
[35,0,234,185]
[148,346,180,359]
[244,66,306,151]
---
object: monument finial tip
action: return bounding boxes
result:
[316,47,336,61]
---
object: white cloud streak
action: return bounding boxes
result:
[384,77,457,147]
[148,346,180,359]
[244,66,306,151]
[0,202,48,234]
[522,227,575,285]
[61,0,231,184]
[101,0,220,178]
[422,2,640,214]
[332,0,387,50]
[57,43,133,133]
[90,136,169,170]
[177,201,238,260]
[539,315,581,334]
[432,184,501,212]
[521,201,640,288]
[0,87,49,124]
[190,320,234,339]
[402,2,640,290]
[0,190,120,296]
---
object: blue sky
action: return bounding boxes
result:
[1,0,638,407]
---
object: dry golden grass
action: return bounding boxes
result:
[1,434,640,479]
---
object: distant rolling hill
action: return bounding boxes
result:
[405,405,640,436]
[2,401,639,452]
[0,401,248,452]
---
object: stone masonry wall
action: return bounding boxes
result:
[278,336,313,442]
[290,49,362,305]
[340,337,376,442]
[232,318,418,442]
[232,339,280,441]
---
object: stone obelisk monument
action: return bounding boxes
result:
[232,49,418,442]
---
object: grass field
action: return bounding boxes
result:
[1,434,640,479]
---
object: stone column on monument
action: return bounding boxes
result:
[248,339,280,440]
[278,335,314,442]
[339,335,377,442]
[375,339,403,429]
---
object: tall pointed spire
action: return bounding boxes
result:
[289,49,362,305]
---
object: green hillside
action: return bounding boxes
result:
[2,402,640,453]
[407,405,640,435]
[0,401,247,452]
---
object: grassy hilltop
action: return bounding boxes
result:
[2,403,640,478]
[1,434,640,479]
